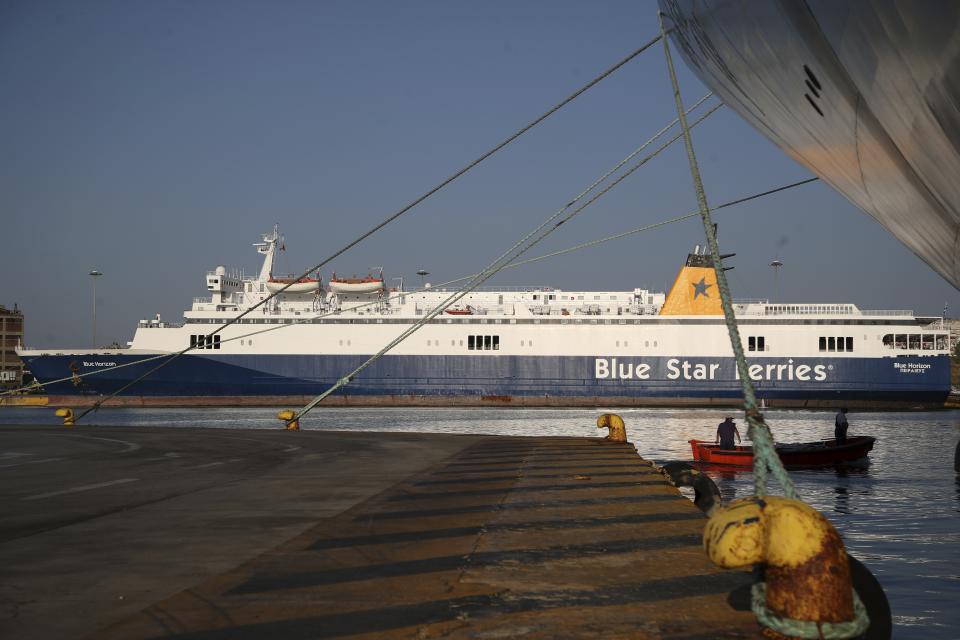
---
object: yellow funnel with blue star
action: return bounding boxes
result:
[659,252,724,315]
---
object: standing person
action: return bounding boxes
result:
[716,416,741,450]
[834,407,849,445]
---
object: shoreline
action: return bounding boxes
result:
[1,394,956,411]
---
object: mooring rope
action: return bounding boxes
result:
[658,11,795,499]
[287,99,720,424]
[658,13,867,638]
[488,177,819,274]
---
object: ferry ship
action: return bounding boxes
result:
[17,227,952,408]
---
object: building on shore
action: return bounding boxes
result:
[1,304,25,388]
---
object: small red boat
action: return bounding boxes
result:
[688,436,876,467]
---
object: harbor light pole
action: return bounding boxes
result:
[769,259,783,303]
[416,270,429,289]
[89,269,102,347]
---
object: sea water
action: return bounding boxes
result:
[2,406,958,638]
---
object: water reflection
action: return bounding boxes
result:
[956,474,960,513]
[695,464,745,504]
[715,468,740,502]
[834,466,851,514]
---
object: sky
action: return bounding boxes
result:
[3,0,959,348]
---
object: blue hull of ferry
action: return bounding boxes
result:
[21,353,951,405]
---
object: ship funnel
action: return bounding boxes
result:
[659,251,726,316]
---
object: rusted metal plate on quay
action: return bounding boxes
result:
[95,437,761,639]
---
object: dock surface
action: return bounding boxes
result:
[0,425,761,639]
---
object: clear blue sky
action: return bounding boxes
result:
[4,0,959,348]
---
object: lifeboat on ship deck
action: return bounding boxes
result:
[444,305,474,315]
[328,272,384,294]
[265,275,321,294]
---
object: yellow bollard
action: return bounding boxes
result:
[277,409,300,431]
[596,413,627,442]
[704,496,854,626]
[55,408,75,427]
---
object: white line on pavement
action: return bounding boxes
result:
[22,478,139,501]
[76,436,142,453]
[188,462,225,470]
[143,452,184,462]
[0,457,62,470]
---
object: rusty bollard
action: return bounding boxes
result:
[55,408,75,427]
[596,413,627,442]
[704,496,856,628]
[277,410,300,431]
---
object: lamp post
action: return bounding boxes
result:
[416,270,429,290]
[89,269,102,347]
[770,259,783,303]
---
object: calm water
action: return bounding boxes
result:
[2,406,958,638]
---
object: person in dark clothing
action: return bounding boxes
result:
[835,407,849,445]
[716,417,741,450]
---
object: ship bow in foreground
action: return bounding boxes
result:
[660,0,960,288]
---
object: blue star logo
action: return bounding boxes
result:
[692,277,712,299]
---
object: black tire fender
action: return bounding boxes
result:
[659,461,722,515]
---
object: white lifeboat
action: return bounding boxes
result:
[328,273,384,294]
[265,276,321,294]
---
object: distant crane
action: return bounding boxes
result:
[770,259,783,303]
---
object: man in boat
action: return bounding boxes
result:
[835,407,849,445]
[715,417,741,450]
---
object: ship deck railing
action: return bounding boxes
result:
[413,285,555,293]
[859,309,915,316]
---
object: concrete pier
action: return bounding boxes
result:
[0,425,761,639]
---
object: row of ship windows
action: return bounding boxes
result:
[819,336,854,352]
[191,334,662,350]
[190,334,221,349]
[748,334,949,353]
[185,318,923,326]
[428,336,658,350]
[881,334,948,350]
[190,333,946,353]
[747,335,855,353]
[468,335,499,350]
[532,294,624,301]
